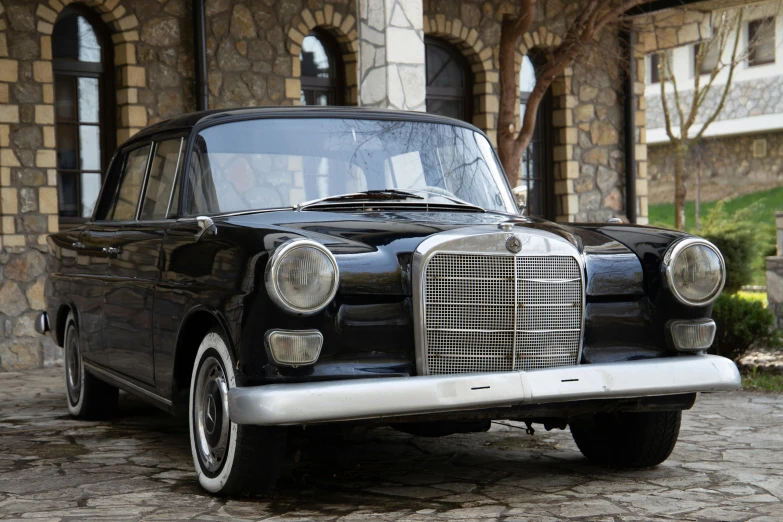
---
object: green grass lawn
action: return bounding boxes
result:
[649,187,783,286]
[648,186,783,232]
[742,369,783,393]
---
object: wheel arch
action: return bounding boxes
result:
[171,306,236,412]
[55,303,77,347]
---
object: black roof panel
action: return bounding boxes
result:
[121,106,486,147]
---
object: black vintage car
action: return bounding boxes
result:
[38,107,740,495]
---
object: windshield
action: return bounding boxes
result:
[183,117,516,215]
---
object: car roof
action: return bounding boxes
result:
[121,106,487,148]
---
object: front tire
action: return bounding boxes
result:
[570,410,682,468]
[189,330,286,495]
[64,312,118,419]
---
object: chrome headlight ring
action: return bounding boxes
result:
[662,237,726,307]
[264,238,340,316]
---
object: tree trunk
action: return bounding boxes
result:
[674,145,687,231]
[695,160,701,232]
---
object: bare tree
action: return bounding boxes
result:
[498,0,649,186]
[657,7,777,230]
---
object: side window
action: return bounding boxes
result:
[111,144,151,220]
[140,139,183,220]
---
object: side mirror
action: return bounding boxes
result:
[512,185,527,214]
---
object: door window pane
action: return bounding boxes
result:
[55,76,77,122]
[56,124,78,170]
[141,139,183,220]
[112,145,151,220]
[79,125,101,171]
[58,173,79,217]
[78,77,100,123]
[81,172,102,218]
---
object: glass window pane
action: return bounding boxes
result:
[519,56,536,93]
[53,14,80,60]
[141,139,183,220]
[81,172,101,218]
[79,125,101,171]
[58,172,79,217]
[78,77,100,123]
[301,34,331,78]
[55,76,77,122]
[77,16,101,63]
[112,145,151,220]
[56,124,78,170]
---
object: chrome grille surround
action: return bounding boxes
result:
[412,226,585,376]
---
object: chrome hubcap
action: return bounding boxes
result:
[194,356,230,473]
[65,325,81,405]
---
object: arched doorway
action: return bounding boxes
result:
[52,5,115,226]
[300,29,344,106]
[519,54,554,219]
[424,37,472,122]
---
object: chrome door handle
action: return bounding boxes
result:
[102,246,121,257]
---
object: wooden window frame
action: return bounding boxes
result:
[424,37,473,123]
[748,18,776,67]
[52,5,116,228]
[300,29,344,106]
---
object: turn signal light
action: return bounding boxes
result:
[668,319,716,351]
[265,329,323,367]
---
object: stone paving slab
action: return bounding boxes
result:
[0,369,782,521]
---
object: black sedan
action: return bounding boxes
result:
[38,107,740,495]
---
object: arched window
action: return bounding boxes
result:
[425,37,472,122]
[53,6,115,225]
[300,30,343,105]
[519,55,554,219]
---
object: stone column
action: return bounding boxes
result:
[357,0,425,111]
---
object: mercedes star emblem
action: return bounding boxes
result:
[505,235,522,253]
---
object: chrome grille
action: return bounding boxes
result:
[423,253,583,375]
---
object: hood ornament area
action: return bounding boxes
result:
[505,235,522,253]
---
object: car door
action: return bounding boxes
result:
[68,154,125,365]
[100,138,185,386]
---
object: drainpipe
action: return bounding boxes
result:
[193,0,208,111]
[622,28,637,224]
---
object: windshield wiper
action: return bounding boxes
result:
[406,189,486,212]
[296,189,423,210]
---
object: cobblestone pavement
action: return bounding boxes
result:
[1,369,782,521]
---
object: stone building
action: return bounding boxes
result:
[645,2,783,206]
[0,0,734,370]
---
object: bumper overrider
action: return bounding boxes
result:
[228,355,740,426]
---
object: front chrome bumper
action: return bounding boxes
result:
[227,355,741,426]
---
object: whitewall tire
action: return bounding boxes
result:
[188,329,286,495]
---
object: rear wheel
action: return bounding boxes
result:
[570,410,682,468]
[189,330,286,495]
[64,312,118,419]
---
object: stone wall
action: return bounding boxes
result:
[647,131,783,205]
[646,77,783,130]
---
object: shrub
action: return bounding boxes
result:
[710,294,780,361]
[700,202,759,293]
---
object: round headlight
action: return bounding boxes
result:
[265,239,339,315]
[663,238,725,306]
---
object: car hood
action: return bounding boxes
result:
[225,209,649,296]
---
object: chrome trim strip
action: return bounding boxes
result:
[411,225,586,376]
[227,355,741,425]
[83,361,172,407]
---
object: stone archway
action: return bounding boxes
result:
[285,6,358,105]
[423,14,497,143]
